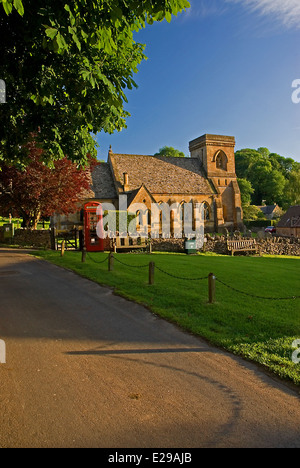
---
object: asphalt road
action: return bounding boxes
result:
[0,248,299,448]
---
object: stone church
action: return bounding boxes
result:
[87,133,243,234]
[52,133,243,234]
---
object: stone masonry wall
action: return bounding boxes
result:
[151,238,185,253]
[150,235,300,256]
[203,235,300,256]
[12,229,51,248]
[257,236,300,256]
[2,226,299,256]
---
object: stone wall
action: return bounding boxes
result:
[149,235,300,256]
[3,226,299,256]
[256,236,300,256]
[12,229,51,248]
[0,227,5,243]
[151,238,185,253]
[203,234,300,256]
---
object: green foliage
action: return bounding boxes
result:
[0,0,190,166]
[154,146,186,157]
[0,216,49,230]
[245,219,277,229]
[237,178,254,207]
[0,0,24,15]
[235,148,300,209]
[285,168,300,206]
[257,147,270,158]
[242,205,266,222]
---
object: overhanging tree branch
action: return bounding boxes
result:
[0,0,190,166]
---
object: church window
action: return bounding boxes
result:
[146,209,151,226]
[203,203,210,221]
[136,210,143,227]
[215,150,228,171]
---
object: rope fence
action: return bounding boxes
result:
[155,264,208,282]
[215,277,300,301]
[113,255,150,269]
[84,251,110,264]
[78,250,299,303]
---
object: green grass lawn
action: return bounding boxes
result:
[32,250,300,386]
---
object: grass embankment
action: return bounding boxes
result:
[32,250,300,386]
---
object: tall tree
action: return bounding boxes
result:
[268,152,299,177]
[285,168,300,206]
[0,139,95,228]
[154,146,186,158]
[235,148,289,206]
[237,178,254,207]
[0,0,190,167]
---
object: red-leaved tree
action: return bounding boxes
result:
[0,140,96,228]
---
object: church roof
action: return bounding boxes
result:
[109,153,214,195]
[90,162,117,199]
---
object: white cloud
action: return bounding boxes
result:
[228,0,300,28]
[184,0,227,20]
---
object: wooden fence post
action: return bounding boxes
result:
[108,252,114,271]
[50,227,56,251]
[61,240,65,257]
[81,248,86,263]
[149,262,155,285]
[208,273,216,304]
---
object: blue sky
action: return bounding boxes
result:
[96,0,300,162]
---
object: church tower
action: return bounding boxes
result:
[189,134,243,232]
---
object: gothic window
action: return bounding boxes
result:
[146,209,151,226]
[158,202,163,228]
[179,202,185,220]
[203,203,210,221]
[215,150,228,171]
[136,210,143,227]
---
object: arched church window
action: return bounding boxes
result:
[215,150,227,171]
[146,209,151,226]
[179,201,185,220]
[203,203,210,221]
[136,210,143,226]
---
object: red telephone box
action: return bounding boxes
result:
[84,202,104,252]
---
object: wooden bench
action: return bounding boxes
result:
[113,237,151,253]
[227,238,259,256]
